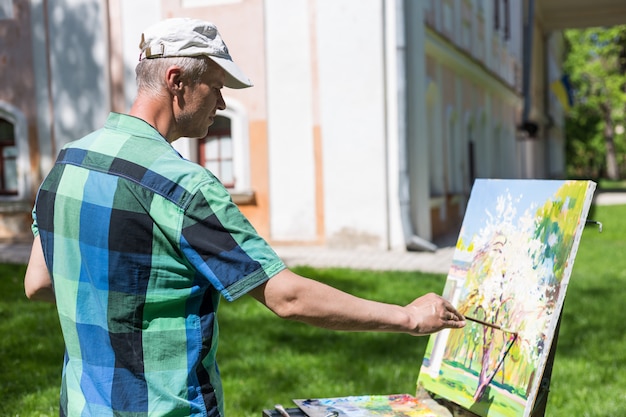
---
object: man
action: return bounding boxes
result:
[25,17,464,417]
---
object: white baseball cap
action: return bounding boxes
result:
[139,18,252,89]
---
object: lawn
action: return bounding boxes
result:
[2,204,625,416]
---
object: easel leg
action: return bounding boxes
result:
[530,313,562,417]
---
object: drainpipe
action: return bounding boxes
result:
[394,0,437,252]
[543,33,554,178]
[521,0,535,126]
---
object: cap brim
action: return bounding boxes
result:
[209,56,253,89]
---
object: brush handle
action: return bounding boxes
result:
[274,404,291,417]
[465,315,517,334]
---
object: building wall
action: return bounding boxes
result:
[543,32,567,179]
[0,0,37,241]
[0,0,569,248]
[315,0,391,249]
[136,0,274,239]
[148,0,394,249]
[33,0,110,168]
[420,0,548,241]
[264,0,318,243]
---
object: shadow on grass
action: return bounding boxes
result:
[558,279,626,357]
[1,263,444,416]
[0,265,64,415]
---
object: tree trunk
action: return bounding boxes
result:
[473,327,494,402]
[621,31,626,179]
[602,104,620,180]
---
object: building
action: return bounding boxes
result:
[1,0,625,251]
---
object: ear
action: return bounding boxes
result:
[165,66,184,96]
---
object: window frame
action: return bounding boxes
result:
[170,99,254,205]
[198,119,236,189]
[0,118,18,196]
[0,103,30,202]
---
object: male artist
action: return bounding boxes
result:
[24,18,465,417]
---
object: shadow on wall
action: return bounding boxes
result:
[33,0,110,150]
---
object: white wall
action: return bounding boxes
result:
[29,0,155,175]
[47,0,110,148]
[119,0,162,109]
[315,0,390,248]
[30,0,53,174]
[384,0,411,250]
[264,0,317,241]
[30,0,110,173]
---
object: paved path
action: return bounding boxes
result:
[274,245,456,274]
[2,191,625,272]
[273,190,626,272]
[0,240,456,273]
[592,190,626,206]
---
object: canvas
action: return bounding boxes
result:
[417,179,596,417]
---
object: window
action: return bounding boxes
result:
[426,80,443,197]
[503,0,510,40]
[199,116,235,188]
[494,0,500,31]
[0,0,13,20]
[0,118,17,196]
[493,0,510,41]
[447,107,463,194]
[184,101,253,204]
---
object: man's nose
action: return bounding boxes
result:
[217,91,226,110]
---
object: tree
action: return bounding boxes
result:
[564,26,626,180]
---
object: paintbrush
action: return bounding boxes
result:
[464,315,517,334]
[274,404,291,417]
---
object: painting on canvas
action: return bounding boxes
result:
[417,179,596,417]
[294,394,451,417]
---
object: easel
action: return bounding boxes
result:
[261,314,563,417]
[526,222,600,417]
[528,312,561,417]
[262,216,600,417]
[262,407,307,416]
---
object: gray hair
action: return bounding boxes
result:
[135,56,210,96]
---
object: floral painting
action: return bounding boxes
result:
[417,179,596,417]
[294,394,450,417]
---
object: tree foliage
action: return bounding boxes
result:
[564,26,626,180]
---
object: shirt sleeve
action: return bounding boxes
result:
[31,206,39,237]
[179,180,286,301]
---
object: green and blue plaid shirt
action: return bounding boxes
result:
[33,113,286,417]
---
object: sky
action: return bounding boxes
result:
[459,179,589,242]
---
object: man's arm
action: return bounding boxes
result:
[24,235,55,303]
[249,268,464,336]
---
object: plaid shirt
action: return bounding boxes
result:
[33,113,286,417]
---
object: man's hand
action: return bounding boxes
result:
[405,292,465,336]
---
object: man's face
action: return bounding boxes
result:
[176,60,227,139]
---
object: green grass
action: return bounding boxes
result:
[547,204,626,417]
[0,264,64,416]
[597,178,626,190]
[2,204,626,416]
[218,267,441,415]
